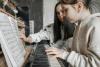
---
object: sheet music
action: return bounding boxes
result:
[0,37,12,67]
[0,12,26,67]
[29,20,34,34]
[0,39,13,67]
[8,16,26,57]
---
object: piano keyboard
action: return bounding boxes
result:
[30,43,62,67]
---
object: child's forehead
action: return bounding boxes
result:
[57,4,62,8]
[61,4,71,9]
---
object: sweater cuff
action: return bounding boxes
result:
[62,51,69,60]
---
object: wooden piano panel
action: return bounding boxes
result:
[0,52,7,67]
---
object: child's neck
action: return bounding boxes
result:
[80,9,91,21]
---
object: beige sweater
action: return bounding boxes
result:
[65,13,100,67]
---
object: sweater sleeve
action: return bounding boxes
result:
[29,27,50,43]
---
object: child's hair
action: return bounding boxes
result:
[61,0,91,8]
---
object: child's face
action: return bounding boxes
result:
[62,1,87,23]
[56,4,64,22]
[62,4,79,23]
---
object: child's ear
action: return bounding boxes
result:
[74,2,84,13]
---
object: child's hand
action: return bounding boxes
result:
[45,47,68,59]
[19,33,27,42]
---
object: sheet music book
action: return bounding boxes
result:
[0,12,26,67]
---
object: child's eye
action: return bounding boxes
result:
[61,10,64,13]
[64,8,68,12]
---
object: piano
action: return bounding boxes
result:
[0,9,67,67]
[29,41,67,67]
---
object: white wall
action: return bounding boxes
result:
[43,0,59,27]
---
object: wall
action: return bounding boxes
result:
[43,0,58,27]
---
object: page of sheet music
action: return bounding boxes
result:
[8,16,26,57]
[0,12,26,67]
[0,39,13,67]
